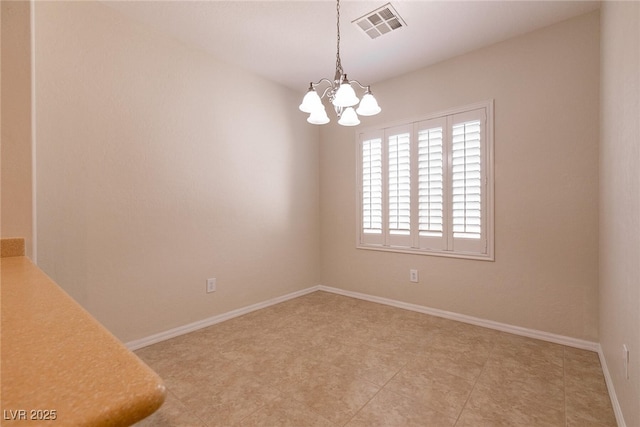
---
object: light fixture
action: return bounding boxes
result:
[299,0,381,126]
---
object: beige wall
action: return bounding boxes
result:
[599,2,640,426]
[320,12,600,341]
[34,1,320,342]
[1,1,33,259]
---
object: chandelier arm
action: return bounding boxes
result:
[310,78,334,89]
[346,79,371,91]
[309,78,337,100]
[320,86,335,100]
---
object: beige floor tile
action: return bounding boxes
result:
[563,347,616,425]
[193,317,270,346]
[564,346,600,362]
[285,323,355,351]
[177,374,281,426]
[410,327,495,360]
[138,346,243,396]
[483,352,564,388]
[565,364,610,395]
[134,392,206,427]
[248,352,336,390]
[216,334,298,366]
[232,346,305,383]
[564,350,604,378]
[565,372,616,426]
[493,333,565,366]
[457,382,565,426]
[477,360,565,412]
[439,320,501,341]
[134,390,207,427]
[307,340,411,386]
[346,388,456,427]
[565,397,617,427]
[135,332,224,372]
[278,365,381,425]
[236,396,336,427]
[163,358,251,401]
[384,363,475,418]
[407,342,489,382]
[347,324,414,354]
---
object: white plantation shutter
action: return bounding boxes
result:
[417,118,447,250]
[362,138,383,233]
[360,133,383,245]
[450,109,487,254]
[388,129,412,238]
[357,101,492,259]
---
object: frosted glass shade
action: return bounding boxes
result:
[307,107,330,125]
[332,82,359,107]
[356,93,381,116]
[338,107,360,126]
[299,88,323,113]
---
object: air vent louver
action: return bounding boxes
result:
[353,3,406,39]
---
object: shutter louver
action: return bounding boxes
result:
[388,132,411,236]
[452,120,482,239]
[418,127,444,237]
[362,138,383,234]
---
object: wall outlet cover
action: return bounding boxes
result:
[206,278,217,293]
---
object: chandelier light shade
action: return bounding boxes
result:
[333,76,360,107]
[299,87,323,113]
[300,0,381,126]
[338,107,361,126]
[307,106,330,125]
[356,91,382,116]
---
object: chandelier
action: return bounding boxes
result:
[299,0,381,126]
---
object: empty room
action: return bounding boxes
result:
[1,0,638,426]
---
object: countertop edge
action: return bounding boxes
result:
[1,256,167,426]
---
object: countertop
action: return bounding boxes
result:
[1,254,166,426]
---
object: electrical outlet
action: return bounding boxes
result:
[623,344,630,379]
[206,278,217,293]
[410,269,419,283]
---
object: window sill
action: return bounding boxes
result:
[356,244,495,261]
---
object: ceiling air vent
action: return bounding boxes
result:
[353,3,406,40]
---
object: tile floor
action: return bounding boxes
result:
[134,291,617,426]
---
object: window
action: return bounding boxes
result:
[357,101,494,260]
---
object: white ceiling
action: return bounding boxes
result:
[104,1,600,92]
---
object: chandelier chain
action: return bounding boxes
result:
[335,0,343,76]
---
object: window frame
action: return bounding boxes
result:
[356,100,495,261]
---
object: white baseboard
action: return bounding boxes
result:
[597,345,626,427]
[128,284,601,352]
[126,285,320,350]
[317,285,600,351]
